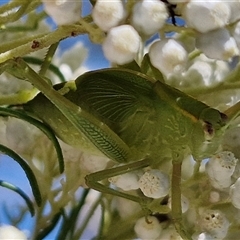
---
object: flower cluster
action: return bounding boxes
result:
[1,0,240,239]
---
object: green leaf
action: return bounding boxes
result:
[0,144,42,207]
[0,107,64,173]
[35,212,62,240]
[118,60,141,72]
[0,180,35,216]
[23,56,66,83]
[141,54,165,82]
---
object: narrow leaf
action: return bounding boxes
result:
[23,56,66,83]
[0,180,35,216]
[0,144,42,206]
[0,107,64,173]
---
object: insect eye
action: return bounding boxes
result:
[220,112,228,124]
[203,121,215,141]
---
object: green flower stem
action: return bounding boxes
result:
[0,0,41,24]
[39,42,59,77]
[0,24,89,63]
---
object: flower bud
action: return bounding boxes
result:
[102,25,141,65]
[109,170,141,191]
[199,209,229,239]
[196,28,239,60]
[134,216,162,239]
[92,0,125,32]
[149,39,187,78]
[183,1,230,33]
[139,169,169,198]
[206,151,238,189]
[0,225,27,239]
[42,0,81,25]
[131,0,168,36]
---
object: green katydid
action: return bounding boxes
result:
[5,58,240,239]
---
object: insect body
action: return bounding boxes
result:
[12,59,237,239]
[26,68,227,163]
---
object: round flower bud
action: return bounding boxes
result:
[42,0,81,25]
[183,1,230,33]
[209,191,220,203]
[0,225,27,239]
[228,2,240,23]
[199,209,229,239]
[139,169,169,198]
[196,28,239,60]
[149,39,187,78]
[80,152,110,173]
[108,170,142,191]
[102,25,141,65]
[92,0,125,32]
[131,0,168,36]
[206,151,238,189]
[134,216,162,239]
[230,177,240,209]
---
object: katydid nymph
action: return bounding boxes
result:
[7,58,240,239]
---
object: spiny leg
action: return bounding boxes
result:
[85,158,151,204]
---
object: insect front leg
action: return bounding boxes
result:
[85,158,151,204]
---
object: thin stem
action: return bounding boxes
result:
[39,42,59,77]
[0,24,87,63]
[171,162,192,240]
[56,189,90,240]
[74,193,103,239]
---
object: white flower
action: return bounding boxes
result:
[92,0,125,32]
[5,117,42,156]
[181,54,229,88]
[139,169,169,198]
[183,1,231,33]
[228,1,240,23]
[0,225,27,239]
[149,39,187,78]
[54,42,89,81]
[108,170,142,191]
[42,0,81,25]
[131,0,168,36]
[230,177,240,209]
[206,151,238,189]
[113,197,141,219]
[102,25,141,65]
[199,209,229,239]
[196,28,239,60]
[80,152,110,174]
[134,216,162,240]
